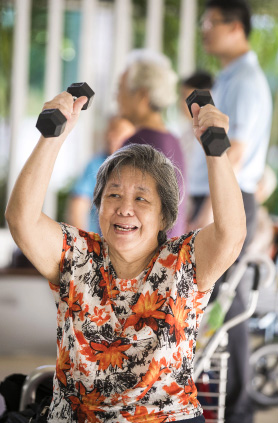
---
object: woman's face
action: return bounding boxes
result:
[99,165,164,261]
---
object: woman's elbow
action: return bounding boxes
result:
[230,220,247,260]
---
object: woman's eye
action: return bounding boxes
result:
[136,196,145,201]
[109,193,119,198]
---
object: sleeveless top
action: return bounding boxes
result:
[48,223,212,422]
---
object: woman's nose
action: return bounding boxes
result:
[116,199,134,216]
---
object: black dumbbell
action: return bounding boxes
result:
[185,89,230,157]
[36,82,95,138]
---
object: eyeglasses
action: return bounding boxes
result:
[200,18,232,31]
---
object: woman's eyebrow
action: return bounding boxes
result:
[107,182,120,189]
[136,186,150,193]
[106,182,150,193]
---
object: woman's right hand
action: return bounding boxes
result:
[191,102,229,148]
[41,91,88,139]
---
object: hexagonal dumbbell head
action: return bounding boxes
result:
[201,127,230,157]
[36,108,67,138]
[67,82,95,110]
[186,89,215,118]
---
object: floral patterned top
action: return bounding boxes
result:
[48,223,212,423]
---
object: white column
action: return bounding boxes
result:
[113,0,132,79]
[43,0,65,219]
[178,0,197,77]
[7,0,31,200]
[77,0,97,160]
[108,0,132,111]
[145,0,164,52]
[45,0,65,98]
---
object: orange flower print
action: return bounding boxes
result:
[136,357,171,400]
[165,296,190,345]
[124,291,166,332]
[194,292,205,327]
[90,306,110,326]
[121,405,167,422]
[90,339,131,370]
[172,347,183,369]
[69,382,105,423]
[163,379,198,408]
[56,346,71,386]
[179,378,198,407]
[158,253,176,270]
[62,281,83,319]
[99,267,119,305]
[79,230,101,256]
[176,239,192,271]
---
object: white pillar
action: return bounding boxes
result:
[113,0,132,79]
[178,0,197,77]
[77,0,97,160]
[7,0,32,200]
[145,0,164,52]
[45,0,65,98]
[109,0,132,111]
[43,0,65,219]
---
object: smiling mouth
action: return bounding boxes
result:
[114,224,138,232]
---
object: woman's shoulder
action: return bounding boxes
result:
[163,230,200,264]
[59,222,103,254]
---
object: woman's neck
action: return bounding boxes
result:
[108,248,158,279]
[134,111,167,133]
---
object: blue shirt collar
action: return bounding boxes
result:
[217,51,258,81]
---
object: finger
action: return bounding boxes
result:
[199,112,228,132]
[191,103,201,127]
[72,96,88,115]
[42,92,73,121]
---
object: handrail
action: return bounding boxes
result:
[194,253,276,380]
[19,365,55,411]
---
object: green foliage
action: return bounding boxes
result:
[163,0,181,71]
[132,0,147,48]
[264,186,278,216]
[56,178,76,223]
[0,3,13,118]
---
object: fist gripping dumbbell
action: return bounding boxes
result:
[36,82,95,138]
[186,89,231,157]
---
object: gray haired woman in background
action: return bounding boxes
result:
[117,49,187,237]
[5,90,246,422]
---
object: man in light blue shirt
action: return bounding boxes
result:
[188,2,272,423]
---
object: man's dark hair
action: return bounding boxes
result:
[181,70,214,90]
[205,0,252,38]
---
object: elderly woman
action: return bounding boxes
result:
[117,50,186,238]
[5,92,246,423]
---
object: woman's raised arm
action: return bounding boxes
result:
[5,92,88,285]
[192,103,247,292]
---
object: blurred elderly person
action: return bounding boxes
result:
[67,115,135,233]
[117,49,187,237]
[5,90,246,422]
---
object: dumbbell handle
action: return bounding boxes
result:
[185,89,231,157]
[36,82,95,138]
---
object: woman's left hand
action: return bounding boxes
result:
[191,103,229,146]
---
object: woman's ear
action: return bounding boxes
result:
[159,214,166,232]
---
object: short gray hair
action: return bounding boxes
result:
[93,144,180,244]
[125,49,178,111]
